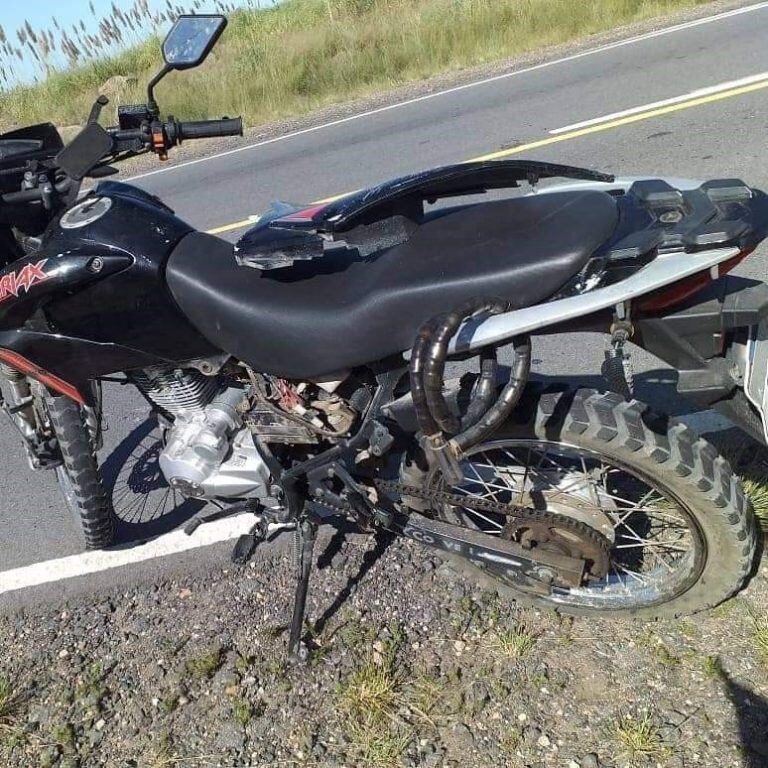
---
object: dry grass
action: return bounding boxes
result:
[336,655,409,767]
[716,433,768,532]
[0,0,717,132]
[751,614,768,668]
[0,677,25,736]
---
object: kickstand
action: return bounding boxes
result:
[288,515,319,663]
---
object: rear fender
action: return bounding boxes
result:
[633,275,768,443]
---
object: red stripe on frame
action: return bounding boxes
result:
[0,349,86,405]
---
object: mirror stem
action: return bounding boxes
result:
[147,64,171,117]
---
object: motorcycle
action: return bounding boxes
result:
[1,13,766,658]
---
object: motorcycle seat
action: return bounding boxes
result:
[166,190,618,379]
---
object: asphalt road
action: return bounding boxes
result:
[3,1,768,605]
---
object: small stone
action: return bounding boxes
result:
[95,718,106,731]
[518,713,528,722]
[453,640,466,654]
[216,721,246,752]
[568,761,581,768]
[581,754,600,768]
[179,588,192,598]
[58,649,69,659]
[452,723,474,747]
[537,734,551,748]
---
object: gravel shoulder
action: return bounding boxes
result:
[1,531,767,768]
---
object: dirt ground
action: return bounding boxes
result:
[1,529,766,768]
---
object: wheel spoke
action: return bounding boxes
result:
[614,541,689,553]
[430,437,703,611]
[466,463,500,501]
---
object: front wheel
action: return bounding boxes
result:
[47,394,114,550]
[405,387,760,618]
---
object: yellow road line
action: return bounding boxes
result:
[469,76,768,162]
[207,217,256,235]
[205,75,768,235]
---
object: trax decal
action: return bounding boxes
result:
[0,259,50,304]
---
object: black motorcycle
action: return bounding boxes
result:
[1,13,766,657]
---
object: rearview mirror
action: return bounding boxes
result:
[162,14,227,70]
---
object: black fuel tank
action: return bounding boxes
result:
[0,181,220,395]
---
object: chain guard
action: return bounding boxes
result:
[372,479,612,586]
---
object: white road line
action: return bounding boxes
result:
[0,516,287,596]
[551,71,768,134]
[125,1,768,183]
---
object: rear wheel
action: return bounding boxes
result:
[405,387,759,618]
[47,394,115,550]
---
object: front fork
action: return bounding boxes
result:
[0,368,102,470]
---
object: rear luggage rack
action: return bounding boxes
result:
[606,178,761,261]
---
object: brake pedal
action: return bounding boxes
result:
[231,518,269,565]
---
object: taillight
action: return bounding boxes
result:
[636,247,754,313]
[0,349,85,405]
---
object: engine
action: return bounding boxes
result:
[133,367,271,500]
[132,364,365,503]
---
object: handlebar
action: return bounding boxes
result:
[173,118,243,142]
[2,177,71,205]
[1,111,244,206]
[2,187,46,204]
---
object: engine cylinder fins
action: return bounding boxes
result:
[0,362,26,381]
[132,367,220,416]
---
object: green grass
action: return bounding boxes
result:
[185,646,225,681]
[486,623,538,660]
[613,712,671,764]
[232,697,253,727]
[0,0,717,133]
[702,654,726,680]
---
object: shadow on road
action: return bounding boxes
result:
[312,527,395,637]
[100,417,205,544]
